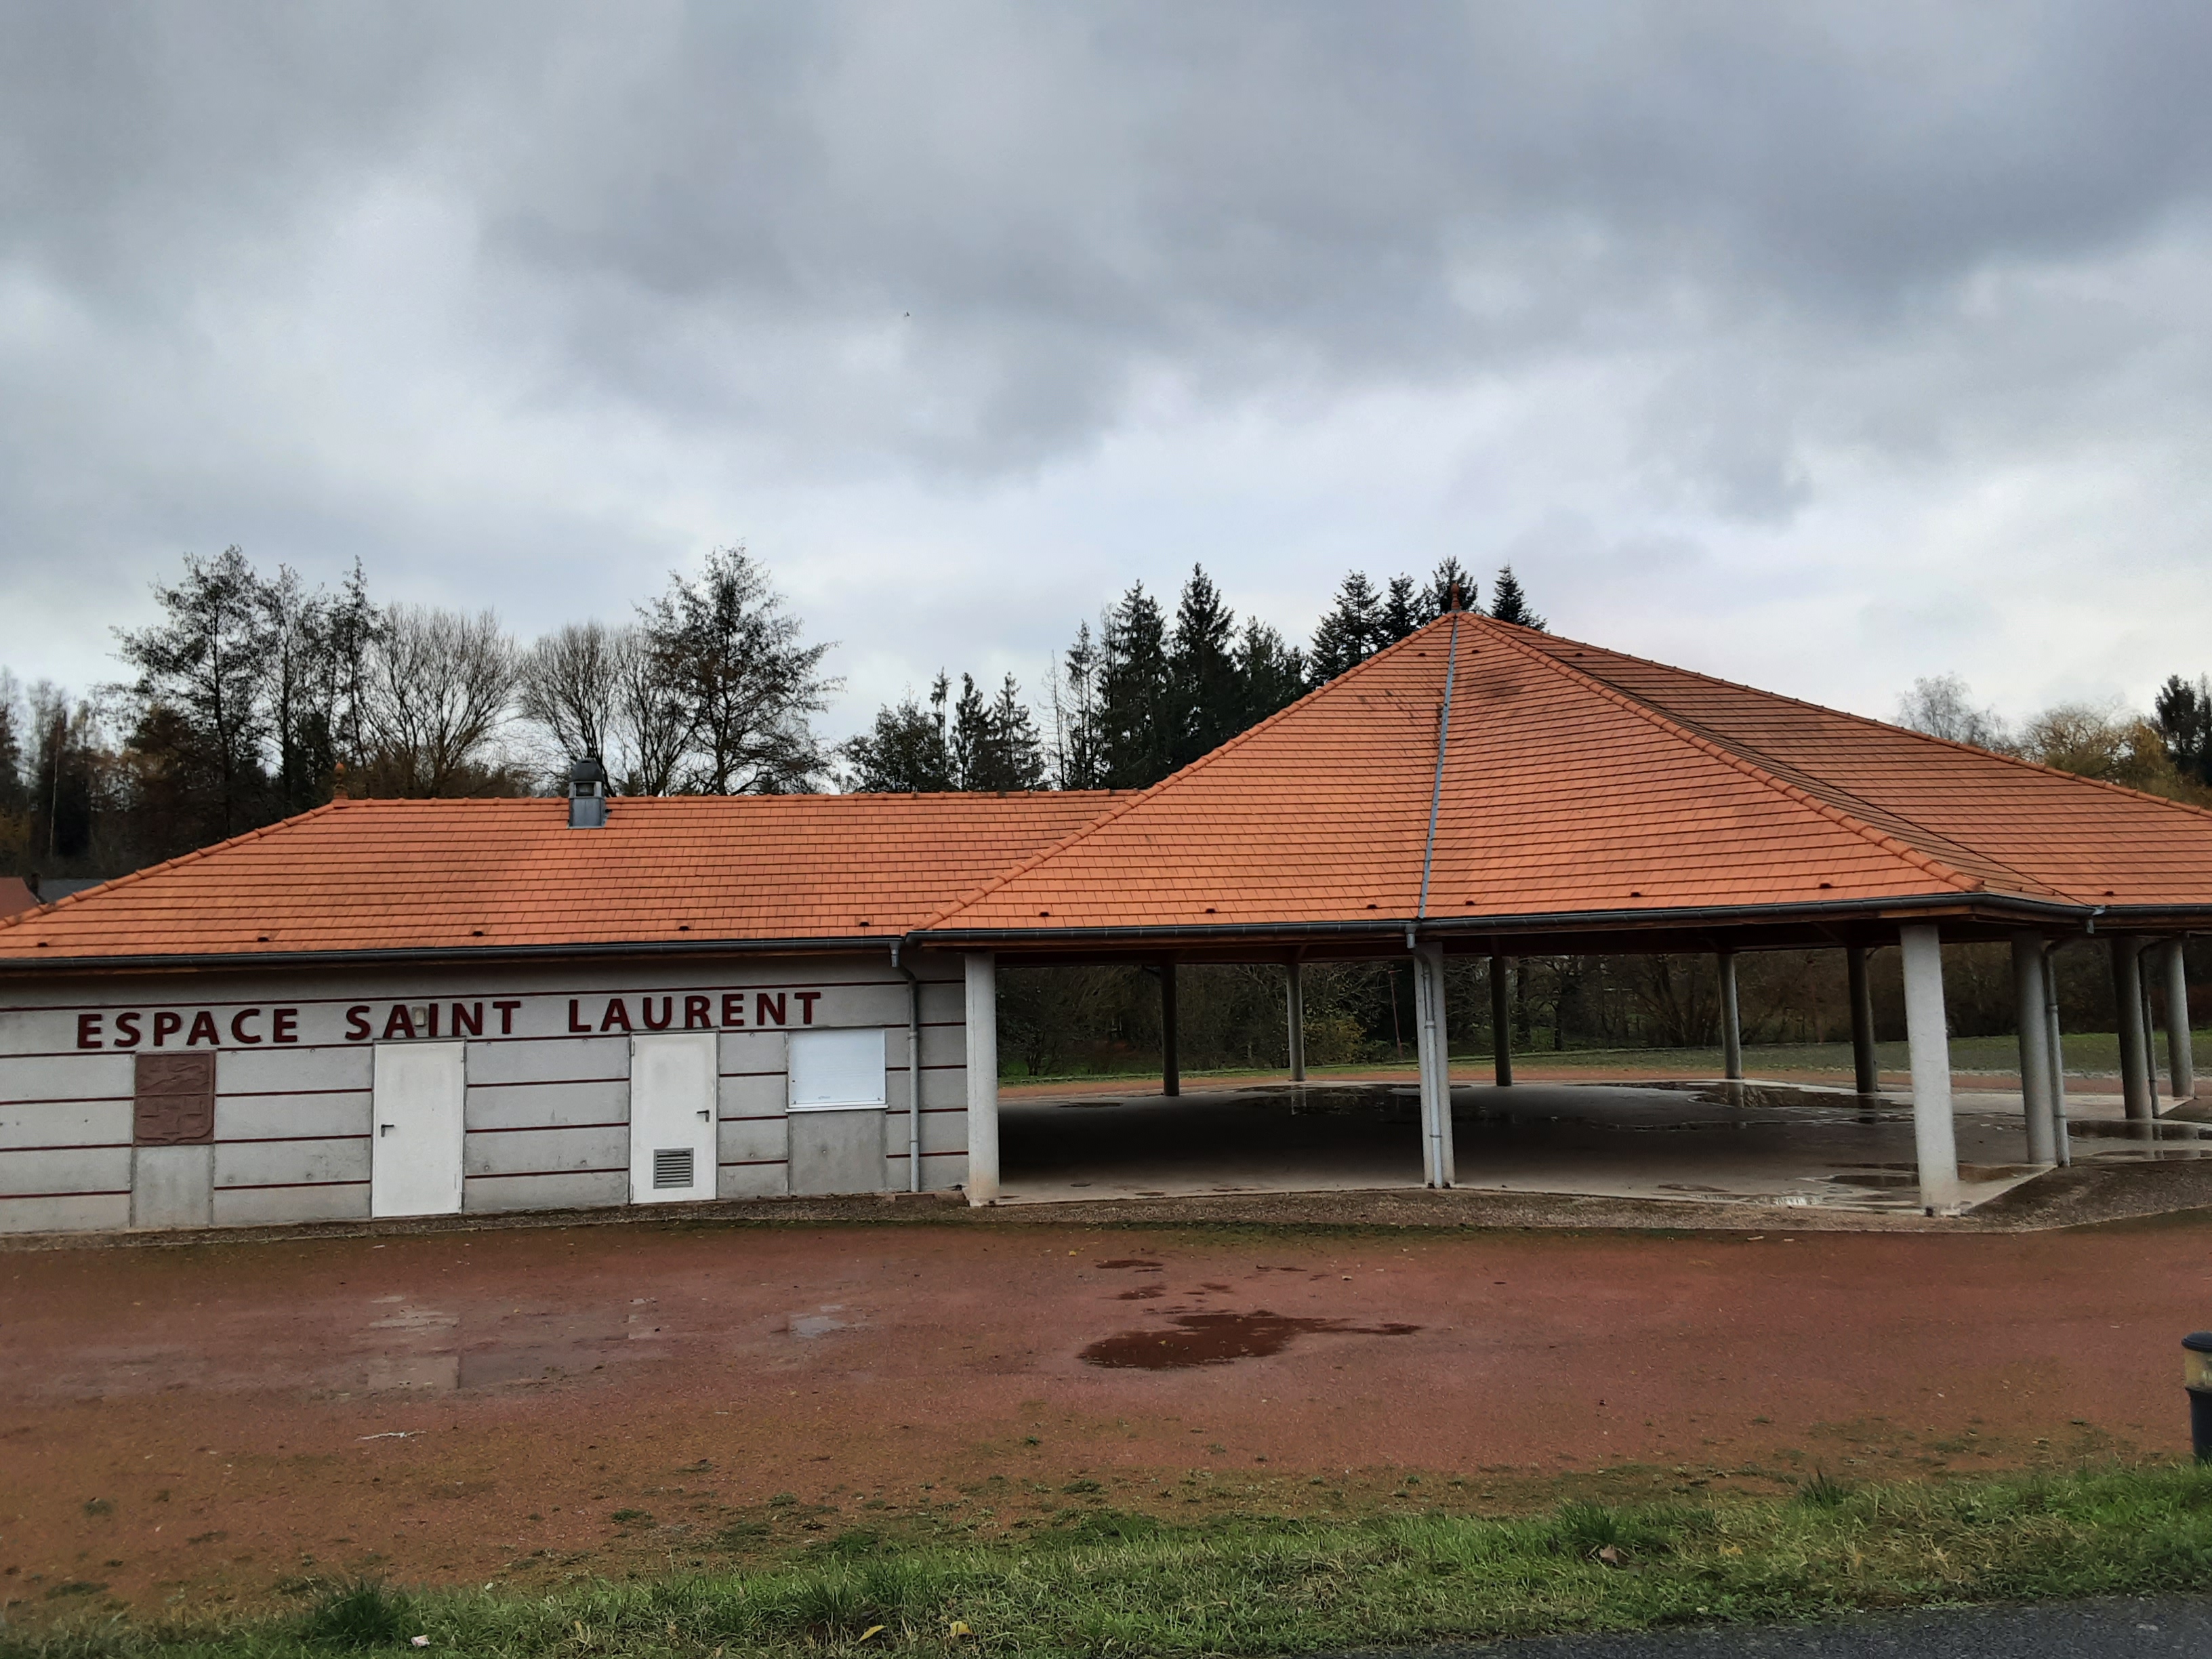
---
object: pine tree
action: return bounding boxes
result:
[844,673,953,792]
[1168,565,1241,771]
[1487,565,1546,630]
[1378,575,1424,645]
[1099,584,1173,789]
[1426,557,1474,620]
[2154,674,2212,786]
[1049,622,1107,790]
[1233,618,1307,729]
[981,675,1046,791]
[1309,571,1384,681]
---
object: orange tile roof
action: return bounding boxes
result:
[0,793,1113,964]
[10,613,2212,968]
[923,613,2212,939]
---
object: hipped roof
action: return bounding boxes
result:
[922,613,2212,944]
[7,613,2212,972]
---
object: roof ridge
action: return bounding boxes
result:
[917,619,1456,932]
[0,797,354,936]
[1471,617,1984,895]
[1533,630,2212,827]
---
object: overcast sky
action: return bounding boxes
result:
[3,2,2209,741]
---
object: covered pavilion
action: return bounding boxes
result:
[920,611,2212,1214]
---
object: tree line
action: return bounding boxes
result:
[0,546,1539,880]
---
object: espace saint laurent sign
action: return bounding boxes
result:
[68,989,830,1051]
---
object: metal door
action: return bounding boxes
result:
[630,1032,717,1204]
[371,1042,465,1218]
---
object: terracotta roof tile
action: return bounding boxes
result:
[0,792,1113,962]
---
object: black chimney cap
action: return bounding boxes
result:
[568,753,607,790]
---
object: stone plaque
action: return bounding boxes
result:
[134,1052,216,1146]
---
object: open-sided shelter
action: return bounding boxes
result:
[4,612,2208,1234]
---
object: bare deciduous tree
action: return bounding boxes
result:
[1895,674,2012,752]
[362,607,519,797]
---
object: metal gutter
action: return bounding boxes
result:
[0,933,909,978]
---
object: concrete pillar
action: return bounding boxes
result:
[1160,961,1181,1097]
[2111,937,2153,1124]
[1847,945,1880,1096]
[1490,953,1513,1088]
[2043,941,2072,1167]
[1286,961,1307,1083]
[1900,924,1961,1216]
[2166,938,2195,1102]
[1412,943,1455,1187]
[1719,950,1744,1081]
[2011,931,2057,1165]
[962,951,999,1206]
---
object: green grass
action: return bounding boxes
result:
[18,1466,2212,1657]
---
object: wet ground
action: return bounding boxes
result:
[3,1212,2207,1622]
[999,1079,2212,1211]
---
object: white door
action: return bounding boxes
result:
[787,1028,890,1195]
[371,1042,465,1218]
[630,1032,718,1204]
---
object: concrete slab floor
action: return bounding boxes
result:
[996,1078,2212,1214]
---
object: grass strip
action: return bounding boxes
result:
[14,1465,2212,1658]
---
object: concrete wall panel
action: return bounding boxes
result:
[219,1046,371,1094]
[718,1161,787,1199]
[464,1126,626,1178]
[466,1037,629,1087]
[718,1115,787,1165]
[217,1136,371,1190]
[466,1170,626,1214]
[0,1192,131,1233]
[0,1054,134,1105]
[133,1145,213,1228]
[213,1183,369,1227]
[0,1145,130,1197]
[0,1099,131,1150]
[466,1080,627,1133]
[216,1092,371,1142]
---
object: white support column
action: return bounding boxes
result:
[963,951,1000,1206]
[1719,950,1744,1081]
[1412,942,1454,1187]
[1287,962,1307,1084]
[2042,941,2072,1167]
[2011,930,2056,1165]
[1900,924,1961,1216]
[2165,939,2195,1103]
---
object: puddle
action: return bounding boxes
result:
[1095,1258,1164,1271]
[1080,1310,1421,1369]
[789,1306,851,1339]
[1115,1286,1165,1300]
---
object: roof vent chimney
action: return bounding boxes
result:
[567,753,609,829]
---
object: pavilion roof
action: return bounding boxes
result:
[920,613,2212,946]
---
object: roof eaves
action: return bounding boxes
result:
[1475,618,1986,897]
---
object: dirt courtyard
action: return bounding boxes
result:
[4,1211,2208,1622]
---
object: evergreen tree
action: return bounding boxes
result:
[1426,557,1474,620]
[1168,565,1241,770]
[1049,622,1107,790]
[975,675,1046,791]
[844,674,954,792]
[2154,674,2212,786]
[1099,583,1173,788]
[1233,618,1308,729]
[1487,565,1546,630]
[0,671,26,822]
[641,546,837,794]
[1309,571,1384,680]
[1379,574,1422,644]
[112,546,274,844]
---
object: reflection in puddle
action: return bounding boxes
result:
[1080,1310,1420,1369]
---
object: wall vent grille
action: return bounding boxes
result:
[653,1147,695,1190]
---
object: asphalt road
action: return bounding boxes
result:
[1387,1597,2212,1655]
